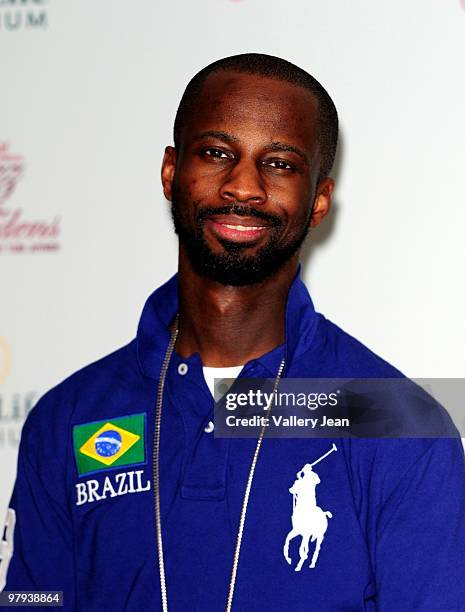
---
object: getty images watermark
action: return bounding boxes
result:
[224,387,344,429]
[213,378,465,439]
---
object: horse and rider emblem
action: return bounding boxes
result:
[283,443,337,571]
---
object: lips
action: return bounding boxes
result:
[205,215,272,243]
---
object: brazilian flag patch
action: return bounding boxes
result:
[73,413,146,477]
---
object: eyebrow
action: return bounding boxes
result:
[193,130,240,144]
[266,141,309,165]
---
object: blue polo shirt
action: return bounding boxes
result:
[2,270,465,611]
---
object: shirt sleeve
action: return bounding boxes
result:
[0,396,75,608]
[375,437,465,611]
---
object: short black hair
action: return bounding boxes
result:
[173,53,339,180]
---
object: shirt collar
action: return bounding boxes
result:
[136,263,319,380]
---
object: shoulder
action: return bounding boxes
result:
[295,312,404,378]
[21,340,140,447]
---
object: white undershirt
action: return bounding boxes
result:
[202,365,244,399]
[202,365,244,434]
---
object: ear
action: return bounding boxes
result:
[309,177,334,228]
[161,146,177,202]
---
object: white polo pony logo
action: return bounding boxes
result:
[283,444,337,571]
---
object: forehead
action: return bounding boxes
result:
[183,71,320,156]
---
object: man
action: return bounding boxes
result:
[1,54,464,611]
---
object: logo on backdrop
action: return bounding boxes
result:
[0,142,61,254]
[0,391,38,447]
[0,0,48,32]
[0,151,22,209]
[0,337,38,447]
[0,337,12,385]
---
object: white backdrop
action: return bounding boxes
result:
[1,0,464,519]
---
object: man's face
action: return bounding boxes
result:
[162,71,333,285]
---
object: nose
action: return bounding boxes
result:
[219,158,267,205]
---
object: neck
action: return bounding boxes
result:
[175,248,298,367]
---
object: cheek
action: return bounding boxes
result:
[286,210,312,239]
[177,170,217,203]
[174,174,197,205]
[289,186,317,228]
[269,186,313,227]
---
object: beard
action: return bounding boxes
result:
[170,188,310,286]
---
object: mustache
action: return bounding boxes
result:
[196,205,283,227]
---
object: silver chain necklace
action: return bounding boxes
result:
[153,316,285,612]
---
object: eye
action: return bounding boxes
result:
[202,147,231,159]
[263,159,295,171]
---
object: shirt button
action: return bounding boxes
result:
[204,421,214,433]
[178,363,188,375]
